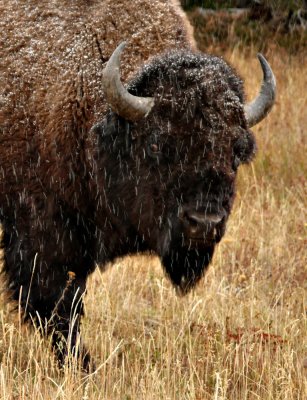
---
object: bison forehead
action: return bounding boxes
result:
[128,51,246,129]
[128,51,245,102]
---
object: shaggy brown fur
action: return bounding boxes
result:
[0,0,194,208]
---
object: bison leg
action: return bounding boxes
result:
[47,271,92,371]
[1,215,96,371]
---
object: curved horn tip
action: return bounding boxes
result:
[102,41,155,121]
[118,41,127,50]
[111,41,127,59]
[244,53,277,128]
[103,41,127,76]
[257,53,277,93]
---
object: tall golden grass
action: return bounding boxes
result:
[0,38,306,400]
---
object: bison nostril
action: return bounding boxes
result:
[178,206,226,232]
[184,212,198,228]
[185,210,224,226]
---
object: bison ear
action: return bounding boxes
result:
[90,114,133,153]
[90,113,128,137]
[233,129,257,164]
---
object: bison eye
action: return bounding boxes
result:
[147,137,162,159]
[148,142,162,159]
[150,143,159,153]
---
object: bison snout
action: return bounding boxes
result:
[187,211,225,225]
[179,207,226,241]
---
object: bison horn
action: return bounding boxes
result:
[244,54,276,127]
[102,42,155,121]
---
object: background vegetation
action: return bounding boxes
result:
[0,2,306,399]
[181,0,307,12]
[185,0,307,54]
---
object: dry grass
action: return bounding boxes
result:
[0,42,306,400]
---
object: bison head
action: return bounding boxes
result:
[92,43,276,294]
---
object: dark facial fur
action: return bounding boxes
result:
[92,51,256,294]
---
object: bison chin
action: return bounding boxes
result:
[161,246,214,295]
[156,210,225,294]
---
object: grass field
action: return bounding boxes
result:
[0,18,306,400]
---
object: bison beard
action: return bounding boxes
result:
[0,41,275,371]
[163,247,214,294]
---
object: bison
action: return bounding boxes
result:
[0,0,276,370]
